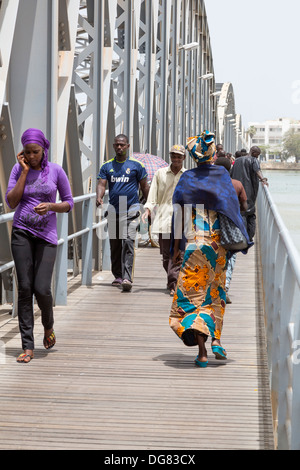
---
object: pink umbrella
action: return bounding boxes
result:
[132,153,168,182]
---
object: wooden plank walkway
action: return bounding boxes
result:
[0,243,274,450]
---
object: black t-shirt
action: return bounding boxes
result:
[231,156,261,210]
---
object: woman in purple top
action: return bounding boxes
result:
[5,128,74,363]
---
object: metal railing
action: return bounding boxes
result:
[0,192,109,314]
[257,184,300,450]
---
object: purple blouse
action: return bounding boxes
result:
[5,162,74,245]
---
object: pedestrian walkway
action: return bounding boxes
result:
[0,243,274,450]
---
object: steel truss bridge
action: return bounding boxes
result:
[1,0,299,450]
[0,0,244,292]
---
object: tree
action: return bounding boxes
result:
[282,129,300,163]
[246,126,257,148]
[247,125,257,139]
[259,144,270,160]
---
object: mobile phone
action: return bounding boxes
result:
[20,152,30,166]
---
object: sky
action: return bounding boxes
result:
[205,0,300,128]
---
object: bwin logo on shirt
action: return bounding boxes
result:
[111,175,129,183]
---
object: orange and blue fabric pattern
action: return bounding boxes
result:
[169,208,228,346]
[186,131,216,164]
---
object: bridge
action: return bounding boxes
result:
[0,0,300,451]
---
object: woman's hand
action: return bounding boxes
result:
[17,151,30,172]
[34,203,51,215]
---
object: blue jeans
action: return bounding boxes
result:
[225,253,237,290]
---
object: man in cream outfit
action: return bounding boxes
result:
[142,145,186,295]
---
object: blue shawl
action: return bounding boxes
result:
[172,163,253,254]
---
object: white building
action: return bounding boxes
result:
[249,118,300,160]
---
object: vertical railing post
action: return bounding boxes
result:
[54,212,68,305]
[101,222,111,271]
[81,197,93,286]
[101,191,110,271]
[12,268,18,318]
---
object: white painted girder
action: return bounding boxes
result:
[2,0,218,190]
[55,0,81,167]
[0,0,19,116]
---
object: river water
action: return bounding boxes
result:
[263,170,300,254]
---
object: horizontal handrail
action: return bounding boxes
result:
[0,212,14,224]
[0,192,105,272]
[0,212,14,274]
[67,226,90,241]
[73,193,96,203]
[262,186,300,282]
[257,184,300,450]
[0,192,109,307]
[0,261,14,275]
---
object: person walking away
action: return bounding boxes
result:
[234,150,242,160]
[226,152,234,165]
[96,134,149,292]
[5,128,74,363]
[169,131,252,368]
[230,146,268,241]
[215,156,248,303]
[212,143,224,163]
[142,145,186,296]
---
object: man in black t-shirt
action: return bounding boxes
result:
[231,146,268,241]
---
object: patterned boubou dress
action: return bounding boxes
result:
[169,207,228,346]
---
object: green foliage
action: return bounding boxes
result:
[259,144,269,157]
[247,125,257,138]
[259,144,283,161]
[282,129,300,162]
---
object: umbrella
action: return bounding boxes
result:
[132,152,168,183]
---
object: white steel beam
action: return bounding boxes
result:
[54,0,80,166]
[155,0,172,158]
[0,0,20,116]
[2,0,219,191]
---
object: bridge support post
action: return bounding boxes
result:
[54,212,69,306]
[81,197,93,286]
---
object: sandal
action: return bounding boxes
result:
[43,330,56,350]
[195,356,208,368]
[211,344,227,360]
[17,353,33,363]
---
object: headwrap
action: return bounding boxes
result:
[186,130,216,164]
[21,128,50,181]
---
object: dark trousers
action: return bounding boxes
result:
[158,234,183,291]
[11,228,57,350]
[243,212,256,242]
[108,212,139,282]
